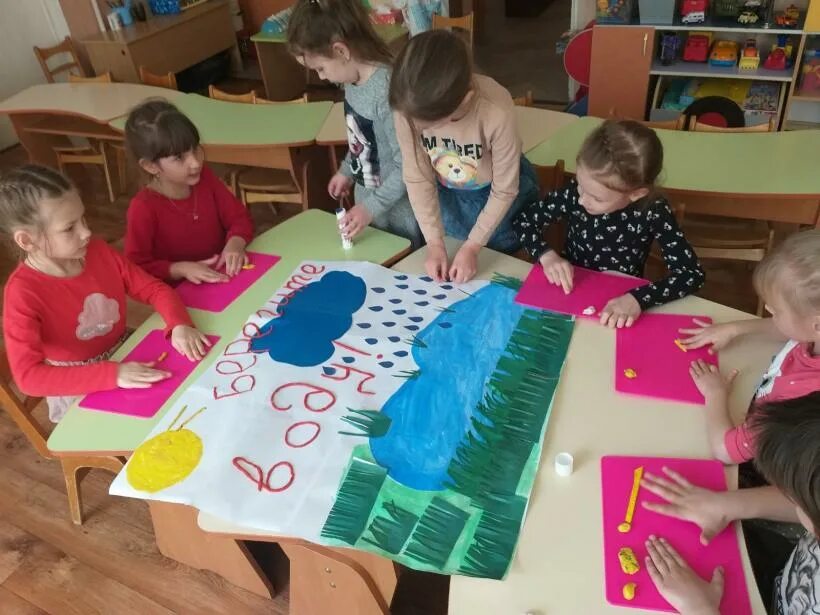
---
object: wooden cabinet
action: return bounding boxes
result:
[588,26,654,120]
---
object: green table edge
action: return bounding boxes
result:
[47,210,410,454]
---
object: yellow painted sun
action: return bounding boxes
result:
[127,405,205,493]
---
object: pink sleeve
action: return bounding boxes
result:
[723,422,756,464]
[206,167,254,245]
[125,194,173,281]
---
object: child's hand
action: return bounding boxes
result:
[218,236,248,277]
[449,241,480,284]
[599,293,641,328]
[339,204,373,240]
[690,360,738,401]
[327,173,353,199]
[539,250,573,294]
[425,243,449,282]
[171,325,212,361]
[117,362,170,388]
[641,467,730,545]
[173,256,229,284]
[678,320,739,354]
[645,536,723,615]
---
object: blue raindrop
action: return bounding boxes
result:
[441,284,453,290]
[369,306,383,312]
[393,350,408,357]
[438,322,453,329]
[432,294,446,300]
[405,325,419,331]
[342,356,355,364]
[413,289,427,295]
[393,309,407,315]
[388,336,400,342]
[394,275,408,280]
[322,366,337,375]
[409,316,423,323]
[357,323,372,329]
[378,361,395,368]
[383,321,396,327]
[415,301,429,307]
[396,284,409,290]
[364,338,378,345]
[372,287,385,293]
[420,275,433,282]
[389,298,402,304]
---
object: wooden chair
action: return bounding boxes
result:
[33,37,85,83]
[640,116,685,130]
[253,93,309,104]
[431,13,474,47]
[54,142,118,203]
[524,160,568,258]
[209,85,256,104]
[0,349,125,525]
[138,66,178,90]
[513,91,534,107]
[68,72,113,83]
[689,116,777,132]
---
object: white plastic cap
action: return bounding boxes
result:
[554,452,574,477]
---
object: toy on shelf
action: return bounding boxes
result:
[710,40,739,67]
[737,9,759,23]
[797,48,820,96]
[683,33,712,63]
[659,32,681,66]
[681,0,708,24]
[774,4,800,28]
[596,0,636,24]
[738,38,760,70]
[764,35,795,71]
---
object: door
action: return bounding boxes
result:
[588,26,653,120]
[0,0,70,149]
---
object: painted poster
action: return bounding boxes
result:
[110,262,574,579]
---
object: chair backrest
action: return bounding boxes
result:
[534,160,566,199]
[253,93,309,104]
[209,85,255,104]
[138,66,178,90]
[641,117,685,130]
[513,91,534,107]
[0,349,51,459]
[689,117,776,133]
[33,37,85,83]
[68,72,113,84]
[431,13,474,47]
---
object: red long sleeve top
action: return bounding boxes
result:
[125,165,255,281]
[2,239,193,397]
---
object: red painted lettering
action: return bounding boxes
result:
[284,421,321,448]
[300,263,326,275]
[213,375,256,400]
[215,355,258,375]
[271,382,336,413]
[233,457,295,493]
[320,364,376,395]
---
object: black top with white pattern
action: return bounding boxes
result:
[513,179,705,310]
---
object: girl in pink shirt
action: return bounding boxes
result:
[680,229,820,463]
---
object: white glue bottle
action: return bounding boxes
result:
[336,207,353,250]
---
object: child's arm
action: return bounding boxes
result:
[209,168,254,276]
[629,201,705,311]
[680,317,786,352]
[690,360,742,464]
[125,200,174,281]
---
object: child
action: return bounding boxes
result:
[682,229,820,464]
[639,392,820,615]
[287,0,422,249]
[0,166,210,422]
[513,120,705,328]
[389,29,539,283]
[124,99,254,283]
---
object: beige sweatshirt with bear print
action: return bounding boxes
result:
[394,74,522,247]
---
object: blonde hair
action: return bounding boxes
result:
[0,165,74,256]
[577,119,663,193]
[754,229,820,315]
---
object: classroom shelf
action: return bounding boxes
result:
[791,93,820,101]
[649,60,794,82]
[608,17,805,35]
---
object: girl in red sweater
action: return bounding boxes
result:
[124,99,255,283]
[1,166,210,422]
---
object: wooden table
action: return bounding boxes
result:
[0,83,183,168]
[82,0,237,84]
[198,238,773,615]
[316,103,580,171]
[527,117,820,227]
[252,25,408,101]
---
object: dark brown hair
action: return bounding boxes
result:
[753,229,820,316]
[0,165,74,255]
[577,120,663,193]
[287,0,392,64]
[125,98,200,163]
[752,391,820,536]
[389,29,472,122]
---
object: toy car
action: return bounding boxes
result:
[738,10,759,24]
[764,48,787,70]
[681,0,708,24]
[683,33,711,63]
[738,39,760,70]
[659,32,681,66]
[709,40,739,67]
[775,4,800,27]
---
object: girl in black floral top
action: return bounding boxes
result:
[513,119,704,328]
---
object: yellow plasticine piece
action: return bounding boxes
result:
[618,547,640,575]
[623,368,637,379]
[622,582,637,601]
[126,406,205,493]
[618,466,644,533]
[674,338,687,352]
[156,351,168,363]
[242,263,256,270]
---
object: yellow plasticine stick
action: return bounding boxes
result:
[674,338,687,352]
[618,466,644,532]
[156,351,168,363]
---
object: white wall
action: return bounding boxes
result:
[0,0,70,150]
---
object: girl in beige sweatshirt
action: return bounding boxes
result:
[390,30,538,283]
